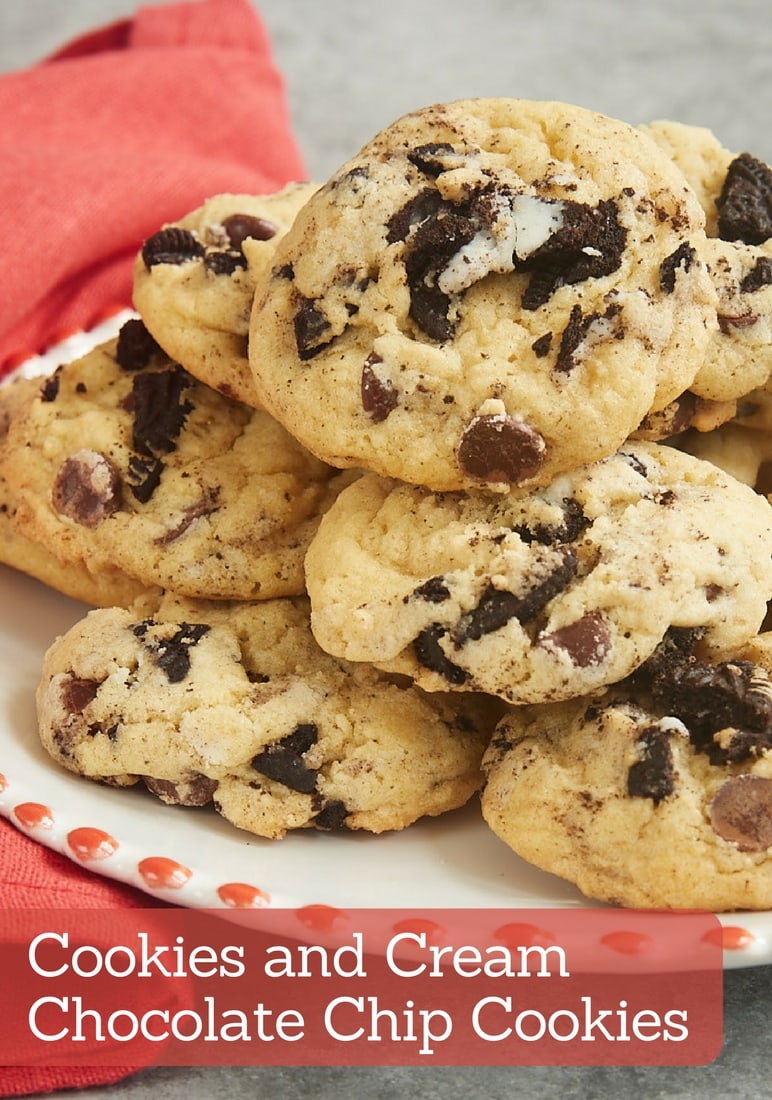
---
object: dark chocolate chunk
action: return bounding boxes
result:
[115,318,163,371]
[709,774,772,851]
[132,621,211,683]
[313,800,349,830]
[413,624,469,685]
[60,676,100,715]
[740,256,772,293]
[518,199,627,310]
[457,413,546,484]
[143,774,218,807]
[627,725,676,804]
[251,723,319,793]
[717,311,759,334]
[454,550,577,644]
[141,227,205,268]
[541,611,612,667]
[659,242,697,294]
[52,450,121,527]
[361,354,399,421]
[294,295,332,360]
[716,153,772,244]
[221,212,278,247]
[411,576,451,603]
[204,251,248,276]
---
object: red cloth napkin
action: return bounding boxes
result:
[0,0,306,376]
[0,0,305,1093]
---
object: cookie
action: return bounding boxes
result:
[676,419,772,497]
[2,319,350,601]
[248,98,718,492]
[36,593,498,838]
[304,442,772,704]
[133,184,318,406]
[641,120,772,406]
[480,629,772,911]
[0,376,151,607]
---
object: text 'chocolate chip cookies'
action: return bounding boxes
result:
[249,98,718,491]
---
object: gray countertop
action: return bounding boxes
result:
[2,1,771,1096]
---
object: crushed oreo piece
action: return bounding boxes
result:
[659,242,697,294]
[518,199,626,310]
[313,800,349,830]
[627,725,676,804]
[740,255,772,293]
[40,367,63,403]
[411,576,451,603]
[52,449,121,527]
[141,227,205,268]
[413,624,469,685]
[717,153,772,244]
[115,318,162,371]
[251,723,319,793]
[407,143,462,177]
[361,354,399,421]
[204,251,248,276]
[132,621,211,683]
[454,551,577,645]
[457,412,546,485]
[126,367,193,502]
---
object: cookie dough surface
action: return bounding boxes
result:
[134,184,318,407]
[481,631,772,911]
[2,321,349,600]
[36,593,497,838]
[250,98,717,491]
[305,442,772,704]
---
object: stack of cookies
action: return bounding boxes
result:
[2,98,771,910]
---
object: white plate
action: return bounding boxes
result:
[1,325,771,970]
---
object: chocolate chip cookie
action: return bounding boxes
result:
[134,184,317,406]
[481,630,772,910]
[304,442,772,704]
[249,98,717,491]
[2,320,350,600]
[36,593,498,838]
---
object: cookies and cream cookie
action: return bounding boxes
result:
[481,630,772,911]
[134,184,318,407]
[249,98,717,492]
[304,442,772,704]
[2,320,351,601]
[36,593,498,838]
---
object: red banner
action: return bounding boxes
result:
[0,907,722,1067]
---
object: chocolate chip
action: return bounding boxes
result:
[60,677,100,715]
[541,611,612,667]
[203,251,248,276]
[627,725,676,804]
[740,256,772,293]
[455,551,577,644]
[361,354,399,421]
[143,774,218,807]
[294,295,332,360]
[313,800,349,830]
[115,319,163,371]
[251,723,319,793]
[717,311,759,334]
[716,153,772,244]
[659,242,697,294]
[132,621,211,683]
[709,774,772,851]
[141,227,205,268]
[221,213,278,247]
[518,199,626,310]
[457,413,546,485]
[413,624,469,685]
[52,450,121,527]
